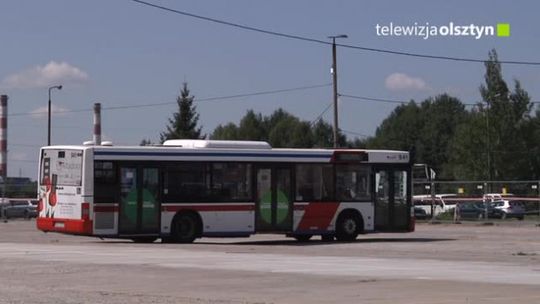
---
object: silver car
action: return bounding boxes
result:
[490,200,525,220]
[0,199,38,219]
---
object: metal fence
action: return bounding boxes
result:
[413,180,540,222]
[414,180,540,197]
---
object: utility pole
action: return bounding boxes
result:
[486,101,491,193]
[0,95,7,222]
[328,34,347,148]
[48,85,62,146]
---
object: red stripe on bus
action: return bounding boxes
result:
[296,202,340,231]
[36,217,93,235]
[162,205,255,212]
[94,205,119,212]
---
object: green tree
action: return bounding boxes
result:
[310,119,348,148]
[447,111,488,179]
[367,100,421,152]
[211,123,239,140]
[417,95,467,178]
[238,110,266,140]
[448,49,533,180]
[311,120,334,148]
[522,110,540,179]
[367,95,466,178]
[268,116,313,148]
[160,83,203,142]
[211,108,347,148]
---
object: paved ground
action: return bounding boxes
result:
[0,219,539,303]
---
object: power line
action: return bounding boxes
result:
[341,129,370,138]
[339,94,409,104]
[340,93,491,106]
[9,108,91,117]
[196,83,331,102]
[8,83,331,118]
[310,102,333,126]
[103,83,331,111]
[130,0,540,66]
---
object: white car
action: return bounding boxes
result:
[413,194,457,216]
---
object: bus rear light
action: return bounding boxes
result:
[81,202,90,220]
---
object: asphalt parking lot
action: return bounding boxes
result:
[0,219,539,303]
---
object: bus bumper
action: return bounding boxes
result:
[37,217,93,235]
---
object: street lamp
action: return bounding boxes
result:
[48,85,62,146]
[328,34,348,148]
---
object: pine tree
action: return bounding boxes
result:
[160,83,203,142]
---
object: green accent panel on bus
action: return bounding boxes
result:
[259,190,272,224]
[122,189,138,228]
[276,190,289,224]
[141,188,158,227]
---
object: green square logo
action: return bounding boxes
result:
[497,23,510,37]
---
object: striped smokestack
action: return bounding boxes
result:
[93,102,101,145]
[0,95,7,179]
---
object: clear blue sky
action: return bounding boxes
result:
[1,0,539,179]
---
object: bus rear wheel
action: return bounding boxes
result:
[171,213,200,243]
[335,212,361,242]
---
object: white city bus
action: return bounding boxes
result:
[37,140,414,243]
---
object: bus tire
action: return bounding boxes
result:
[293,234,312,242]
[335,211,362,242]
[171,212,201,243]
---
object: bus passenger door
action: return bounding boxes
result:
[255,166,293,232]
[119,166,160,235]
[374,167,410,231]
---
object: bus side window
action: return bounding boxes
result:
[163,163,211,202]
[336,165,370,201]
[295,164,334,201]
[94,161,117,203]
[211,163,252,201]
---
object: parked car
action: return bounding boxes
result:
[414,207,428,220]
[483,193,514,202]
[413,194,457,217]
[0,199,37,219]
[457,202,503,220]
[490,200,525,220]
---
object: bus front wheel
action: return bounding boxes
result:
[335,212,362,242]
[171,212,201,243]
